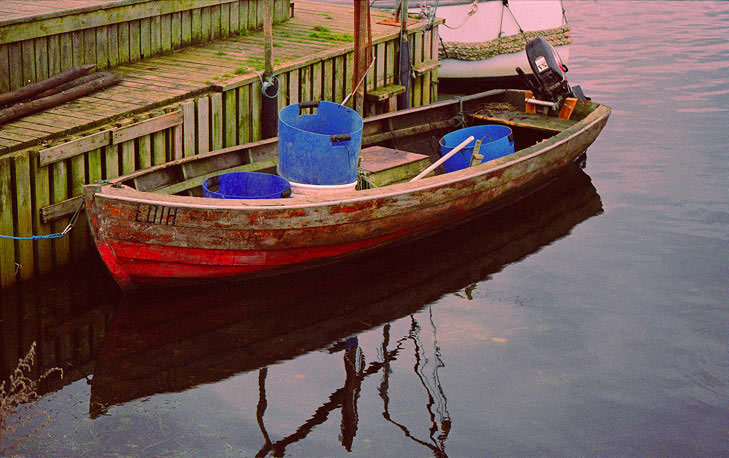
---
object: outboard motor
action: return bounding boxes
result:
[516,37,586,111]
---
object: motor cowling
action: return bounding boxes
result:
[516,37,586,107]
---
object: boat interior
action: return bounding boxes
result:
[107,89,598,198]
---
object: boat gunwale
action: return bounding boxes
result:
[88,102,610,212]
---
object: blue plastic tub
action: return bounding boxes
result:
[278,100,363,185]
[439,125,515,172]
[202,172,291,199]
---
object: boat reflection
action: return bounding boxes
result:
[0,163,601,456]
[88,163,602,455]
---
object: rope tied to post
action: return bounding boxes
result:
[0,201,85,240]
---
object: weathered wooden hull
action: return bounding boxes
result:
[84,91,610,290]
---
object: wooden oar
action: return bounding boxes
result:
[410,136,474,182]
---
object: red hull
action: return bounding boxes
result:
[98,227,418,287]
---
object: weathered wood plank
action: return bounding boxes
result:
[12,153,33,279]
[277,71,287,112]
[117,21,130,64]
[211,92,223,150]
[104,143,119,179]
[150,15,162,55]
[181,9,193,45]
[88,146,103,183]
[211,4,223,40]
[0,45,9,94]
[59,32,73,72]
[237,84,250,144]
[20,40,35,87]
[34,37,49,82]
[221,3,231,38]
[51,160,69,266]
[120,139,135,175]
[0,1,252,46]
[140,17,152,59]
[197,95,210,153]
[72,31,84,67]
[83,28,96,66]
[107,23,119,67]
[40,130,111,166]
[161,13,172,52]
[69,154,87,258]
[137,134,152,169]
[182,100,196,157]
[171,124,183,160]
[152,130,166,165]
[323,59,333,102]
[171,11,182,49]
[201,6,212,43]
[230,1,240,34]
[112,110,183,145]
[239,0,250,32]
[299,64,311,103]
[385,39,395,86]
[129,19,141,61]
[250,80,262,141]
[95,26,108,69]
[0,156,16,287]
[40,196,82,225]
[191,7,203,43]
[30,152,53,274]
[224,90,236,147]
[288,68,299,105]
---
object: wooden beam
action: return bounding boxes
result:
[112,109,183,144]
[39,130,111,166]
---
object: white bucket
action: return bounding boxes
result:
[289,179,358,197]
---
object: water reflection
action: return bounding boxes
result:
[1,163,602,456]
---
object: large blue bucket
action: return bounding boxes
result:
[202,172,291,199]
[278,101,363,185]
[439,125,515,172]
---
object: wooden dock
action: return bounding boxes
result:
[0,0,442,288]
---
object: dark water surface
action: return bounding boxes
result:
[1,1,728,457]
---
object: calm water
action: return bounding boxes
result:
[1,1,728,457]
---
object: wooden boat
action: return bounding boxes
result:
[83,88,610,290]
[89,163,602,416]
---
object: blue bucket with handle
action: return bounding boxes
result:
[202,172,291,199]
[439,125,515,172]
[278,100,363,185]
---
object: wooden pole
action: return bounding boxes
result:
[353,0,371,115]
[0,73,121,125]
[261,0,278,138]
[0,65,96,107]
[263,0,274,76]
[397,0,411,109]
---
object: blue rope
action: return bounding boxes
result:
[0,232,66,240]
[0,201,84,241]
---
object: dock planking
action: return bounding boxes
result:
[0,1,431,157]
[0,0,441,288]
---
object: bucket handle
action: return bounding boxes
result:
[330,134,351,143]
[298,100,320,114]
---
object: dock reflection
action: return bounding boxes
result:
[0,163,602,456]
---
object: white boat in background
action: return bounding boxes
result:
[371,0,571,91]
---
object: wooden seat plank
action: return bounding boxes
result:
[469,109,577,133]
